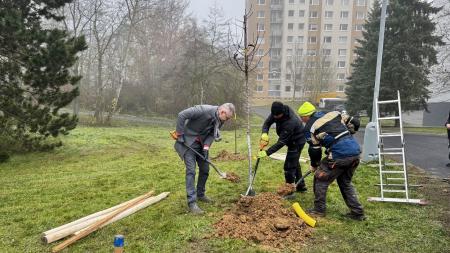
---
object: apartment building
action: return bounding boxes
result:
[247,0,373,103]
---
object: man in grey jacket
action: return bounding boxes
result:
[174,103,235,214]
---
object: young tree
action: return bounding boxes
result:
[346,0,443,117]
[0,0,87,154]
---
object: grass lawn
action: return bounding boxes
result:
[0,126,449,252]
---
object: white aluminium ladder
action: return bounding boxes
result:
[368,91,426,204]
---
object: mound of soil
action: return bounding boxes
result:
[225,172,240,183]
[277,183,296,196]
[214,193,311,250]
[212,150,246,161]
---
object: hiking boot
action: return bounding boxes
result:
[198,195,214,203]
[188,202,204,215]
[344,212,366,221]
[283,193,296,200]
[296,186,308,193]
[306,208,325,217]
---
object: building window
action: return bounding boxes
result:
[286,61,292,69]
[356,11,365,19]
[286,74,292,80]
[299,0,306,3]
[270,48,281,57]
[257,74,264,80]
[297,36,304,43]
[337,61,346,68]
[296,48,304,55]
[299,10,305,17]
[257,37,265,44]
[307,49,317,56]
[257,23,265,31]
[324,11,333,18]
[338,49,347,56]
[326,0,334,5]
[355,24,364,31]
[323,36,332,43]
[324,61,331,68]
[288,10,295,17]
[324,24,333,31]
[256,85,264,92]
[256,49,264,56]
[257,61,264,68]
[337,85,345,92]
[285,86,292,92]
[356,0,367,6]
[321,85,329,92]
[287,36,294,43]
[308,36,317,44]
[341,0,349,5]
[308,23,318,31]
[323,49,331,56]
[288,23,294,30]
[289,0,295,3]
[338,36,347,43]
[306,61,316,68]
[339,24,348,31]
[257,0,266,5]
[337,73,345,80]
[298,23,305,30]
[340,11,349,18]
[310,0,320,5]
[257,11,265,18]
[287,49,293,56]
[309,11,318,18]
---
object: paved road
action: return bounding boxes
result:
[354,132,450,179]
[252,106,450,179]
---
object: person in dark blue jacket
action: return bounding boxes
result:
[297,101,365,221]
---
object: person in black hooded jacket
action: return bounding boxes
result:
[257,101,307,194]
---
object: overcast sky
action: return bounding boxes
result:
[187,0,245,24]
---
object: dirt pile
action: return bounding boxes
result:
[225,172,240,183]
[214,193,311,250]
[277,183,296,196]
[212,150,246,161]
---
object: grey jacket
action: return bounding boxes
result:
[174,105,223,160]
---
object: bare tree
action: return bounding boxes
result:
[228,7,266,190]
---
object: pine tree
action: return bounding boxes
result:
[346,0,443,118]
[0,0,87,155]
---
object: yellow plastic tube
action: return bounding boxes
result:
[292,202,316,228]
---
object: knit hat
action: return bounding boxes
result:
[297,102,316,116]
[271,101,285,116]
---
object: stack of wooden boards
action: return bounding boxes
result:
[41,191,170,252]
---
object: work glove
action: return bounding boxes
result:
[257,150,268,159]
[260,133,269,149]
[203,145,209,159]
[170,130,184,143]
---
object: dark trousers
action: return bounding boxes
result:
[313,156,364,215]
[284,143,306,189]
[183,142,210,204]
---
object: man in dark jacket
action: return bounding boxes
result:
[174,103,235,214]
[446,111,450,167]
[297,101,365,221]
[257,101,307,195]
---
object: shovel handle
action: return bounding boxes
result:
[182,143,226,178]
[294,170,313,188]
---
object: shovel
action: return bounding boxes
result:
[182,143,228,179]
[294,170,313,188]
[242,146,265,197]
